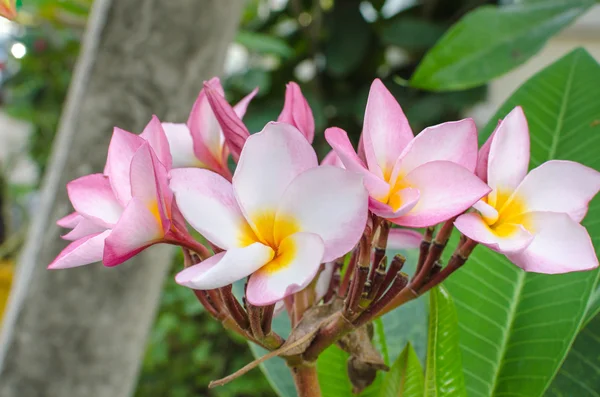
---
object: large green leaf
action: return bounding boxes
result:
[445,48,600,397]
[380,343,424,397]
[425,286,467,397]
[410,0,594,91]
[545,314,600,397]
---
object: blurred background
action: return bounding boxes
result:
[0,0,597,395]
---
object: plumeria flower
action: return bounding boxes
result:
[205,80,314,161]
[171,122,368,306]
[50,118,195,269]
[161,77,256,177]
[0,0,19,20]
[455,107,600,274]
[326,79,490,227]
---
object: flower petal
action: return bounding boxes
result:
[204,78,250,162]
[475,121,500,182]
[325,127,390,200]
[392,161,491,227]
[234,122,318,229]
[57,212,82,228]
[105,127,146,205]
[62,218,107,241]
[103,197,165,267]
[67,174,123,228]
[277,82,315,143]
[362,79,413,180]
[162,123,201,168]
[140,115,172,170]
[129,143,172,235]
[507,160,600,223]
[454,212,533,254]
[315,262,335,302]
[387,228,422,250]
[247,232,324,306]
[369,188,419,219]
[170,168,255,250]
[506,212,598,274]
[275,166,368,262]
[321,150,344,167]
[233,87,259,119]
[487,106,530,207]
[393,118,478,183]
[175,243,275,290]
[48,231,111,269]
[472,200,499,224]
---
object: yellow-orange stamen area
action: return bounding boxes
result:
[481,189,532,235]
[148,200,163,230]
[238,210,300,273]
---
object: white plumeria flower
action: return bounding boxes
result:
[170,122,369,305]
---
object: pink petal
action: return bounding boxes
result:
[275,166,368,262]
[277,82,315,143]
[392,161,491,227]
[362,79,413,181]
[315,262,335,302]
[506,212,598,274]
[103,197,165,267]
[62,218,107,241]
[234,122,318,229]
[187,84,226,171]
[140,115,172,170]
[487,106,530,207]
[129,143,172,234]
[57,212,82,228]
[170,168,255,250]
[48,231,110,269]
[162,123,202,168]
[67,174,123,228]
[387,228,423,250]
[393,118,478,184]
[321,150,344,167]
[454,212,533,254]
[203,78,250,162]
[368,188,419,219]
[247,232,324,306]
[325,127,390,200]
[105,127,146,205]
[508,160,600,223]
[475,121,500,182]
[233,87,259,119]
[175,243,274,290]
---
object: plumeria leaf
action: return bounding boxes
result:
[445,48,600,397]
[410,0,594,91]
[379,343,424,397]
[424,286,467,397]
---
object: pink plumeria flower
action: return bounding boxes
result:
[321,150,344,168]
[50,119,193,269]
[162,77,256,177]
[205,80,314,161]
[277,82,315,143]
[326,79,490,227]
[170,122,368,306]
[455,107,600,274]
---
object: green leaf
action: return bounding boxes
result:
[380,343,424,397]
[410,0,594,91]
[235,31,294,59]
[380,17,445,51]
[446,48,600,397]
[425,286,467,397]
[545,313,600,397]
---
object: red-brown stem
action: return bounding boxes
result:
[261,304,275,335]
[368,256,387,300]
[415,227,433,275]
[284,296,296,326]
[193,290,220,318]
[294,285,316,325]
[207,289,225,314]
[411,218,456,289]
[290,364,322,397]
[168,231,212,260]
[339,249,358,297]
[220,285,249,330]
[354,272,409,327]
[323,267,341,304]
[344,236,370,316]
[247,303,264,339]
[303,314,353,362]
[419,239,478,294]
[375,254,405,302]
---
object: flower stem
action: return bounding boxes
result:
[290,364,322,397]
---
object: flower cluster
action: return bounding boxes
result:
[50,78,600,308]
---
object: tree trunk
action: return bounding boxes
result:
[0,1,243,396]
